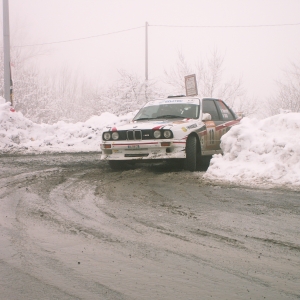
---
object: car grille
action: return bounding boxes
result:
[118,130,154,140]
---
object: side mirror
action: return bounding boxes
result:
[202,113,212,121]
[236,112,245,118]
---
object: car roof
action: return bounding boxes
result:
[143,96,220,107]
[144,97,200,107]
[166,96,219,101]
[202,97,221,101]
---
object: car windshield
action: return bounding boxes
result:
[133,103,199,121]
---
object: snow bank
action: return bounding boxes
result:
[0,102,135,153]
[204,113,300,189]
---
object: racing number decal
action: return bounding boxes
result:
[205,121,218,150]
[208,128,215,145]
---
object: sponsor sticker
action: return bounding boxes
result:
[187,123,197,129]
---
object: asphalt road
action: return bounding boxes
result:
[0,153,299,300]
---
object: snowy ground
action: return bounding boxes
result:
[1,99,300,191]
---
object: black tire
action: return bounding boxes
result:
[185,136,197,171]
[197,154,212,171]
[108,160,126,170]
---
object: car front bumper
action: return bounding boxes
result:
[100,139,186,160]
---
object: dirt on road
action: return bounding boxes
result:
[0,153,299,300]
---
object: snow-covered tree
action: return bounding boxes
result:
[105,69,165,116]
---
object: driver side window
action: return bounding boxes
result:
[202,100,220,121]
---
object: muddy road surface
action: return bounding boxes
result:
[0,153,299,300]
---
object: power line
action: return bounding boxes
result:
[6,22,300,48]
[12,26,144,48]
[150,23,300,28]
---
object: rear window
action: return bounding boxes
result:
[215,100,235,121]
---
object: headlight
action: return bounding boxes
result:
[103,132,111,140]
[163,130,172,138]
[153,130,161,138]
[111,132,119,140]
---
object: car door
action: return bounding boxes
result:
[201,99,223,153]
[214,99,237,141]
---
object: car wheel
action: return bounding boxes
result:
[185,136,197,171]
[108,160,126,170]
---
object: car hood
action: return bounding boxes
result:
[106,118,200,131]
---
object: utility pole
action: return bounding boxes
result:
[145,21,148,81]
[3,0,13,104]
[144,21,149,101]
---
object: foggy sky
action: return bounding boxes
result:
[2,0,300,100]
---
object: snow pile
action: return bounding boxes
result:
[0,102,135,153]
[204,113,300,189]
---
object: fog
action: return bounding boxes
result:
[2,0,300,99]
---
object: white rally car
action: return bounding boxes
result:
[100,96,241,171]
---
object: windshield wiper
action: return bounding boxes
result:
[134,117,154,121]
[135,115,184,121]
[154,115,183,119]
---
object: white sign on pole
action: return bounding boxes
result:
[185,74,198,97]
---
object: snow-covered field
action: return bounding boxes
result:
[1,99,299,190]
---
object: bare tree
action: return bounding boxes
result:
[0,23,54,122]
[164,49,258,116]
[265,62,300,116]
[164,52,193,94]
